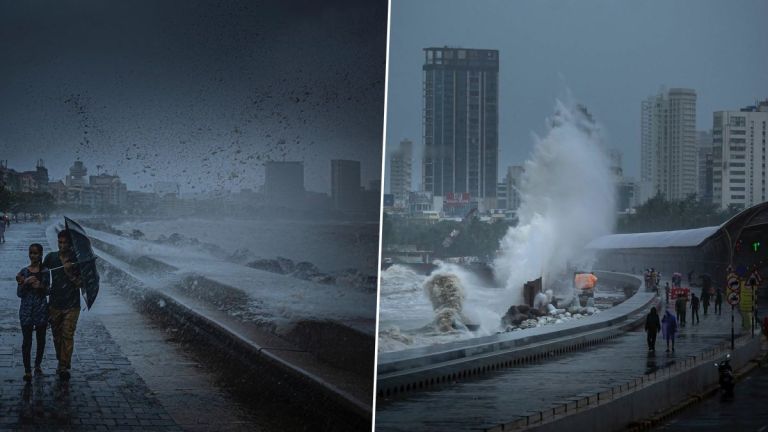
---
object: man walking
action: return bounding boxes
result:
[675,294,687,327]
[644,307,661,351]
[43,229,82,380]
[690,293,700,325]
[715,287,723,316]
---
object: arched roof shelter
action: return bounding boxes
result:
[586,202,768,286]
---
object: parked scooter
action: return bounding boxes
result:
[715,354,734,399]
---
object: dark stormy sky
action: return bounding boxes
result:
[384,0,768,190]
[0,0,386,195]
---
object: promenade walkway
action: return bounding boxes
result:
[376,286,747,431]
[0,222,308,431]
[0,222,181,430]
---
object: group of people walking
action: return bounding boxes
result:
[645,271,726,353]
[15,230,82,381]
[644,307,680,352]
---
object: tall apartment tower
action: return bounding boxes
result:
[389,139,413,205]
[712,100,768,210]
[331,159,361,211]
[696,130,714,204]
[640,88,697,203]
[422,47,499,210]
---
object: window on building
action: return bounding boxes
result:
[731,117,746,127]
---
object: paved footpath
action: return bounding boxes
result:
[0,222,308,431]
[376,285,748,431]
[0,222,181,430]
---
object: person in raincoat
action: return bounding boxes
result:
[661,310,678,352]
[644,307,661,351]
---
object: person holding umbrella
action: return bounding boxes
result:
[43,218,100,380]
[44,229,82,380]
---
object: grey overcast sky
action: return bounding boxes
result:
[385,0,768,190]
[0,0,386,195]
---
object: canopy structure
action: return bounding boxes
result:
[586,226,720,250]
[586,202,768,286]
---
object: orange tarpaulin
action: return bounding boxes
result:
[574,273,597,290]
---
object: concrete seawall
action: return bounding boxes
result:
[377,272,654,398]
[90,239,374,428]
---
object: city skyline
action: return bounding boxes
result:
[384,0,768,191]
[0,0,387,195]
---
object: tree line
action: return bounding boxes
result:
[616,194,741,233]
[382,213,512,259]
[0,187,55,216]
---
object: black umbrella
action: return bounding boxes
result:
[58,217,100,310]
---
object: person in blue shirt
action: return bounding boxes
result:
[15,243,50,381]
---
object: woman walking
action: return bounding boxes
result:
[15,243,50,381]
[661,310,678,353]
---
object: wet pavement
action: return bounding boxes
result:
[654,352,768,431]
[0,222,310,431]
[375,290,748,431]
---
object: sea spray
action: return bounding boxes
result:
[494,100,616,305]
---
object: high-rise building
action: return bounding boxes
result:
[422,47,499,210]
[264,161,305,207]
[390,139,413,206]
[331,159,361,211]
[505,165,525,211]
[712,100,768,210]
[640,88,697,203]
[696,130,714,204]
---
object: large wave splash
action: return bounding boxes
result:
[494,100,616,305]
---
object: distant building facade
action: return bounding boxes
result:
[331,159,361,211]
[640,88,698,203]
[0,160,49,194]
[697,130,714,204]
[505,165,525,211]
[264,161,305,207]
[390,139,413,207]
[422,47,499,210]
[712,100,768,210]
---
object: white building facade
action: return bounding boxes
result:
[640,88,698,203]
[712,100,768,210]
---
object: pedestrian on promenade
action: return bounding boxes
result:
[645,307,661,351]
[701,285,711,316]
[715,287,723,316]
[44,229,82,381]
[15,243,50,381]
[690,293,700,325]
[662,310,678,352]
[675,294,687,327]
[0,218,5,243]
